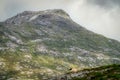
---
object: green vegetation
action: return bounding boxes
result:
[0,49,79,79]
[71,64,120,80]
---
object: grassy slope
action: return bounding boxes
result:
[0,50,79,80]
[71,64,120,80]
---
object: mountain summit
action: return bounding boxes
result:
[0,9,120,79]
[5,9,70,25]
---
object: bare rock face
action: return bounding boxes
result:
[5,9,70,25]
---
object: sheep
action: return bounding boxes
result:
[69,68,78,73]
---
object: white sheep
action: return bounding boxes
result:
[69,68,78,73]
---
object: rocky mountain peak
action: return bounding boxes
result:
[5,9,70,25]
[47,9,70,19]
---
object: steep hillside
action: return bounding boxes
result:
[58,64,120,80]
[0,9,120,79]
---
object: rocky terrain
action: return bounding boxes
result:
[0,9,120,80]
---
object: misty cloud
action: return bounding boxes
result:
[68,0,120,41]
[87,0,120,8]
[0,0,120,41]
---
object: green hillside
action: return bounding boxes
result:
[70,64,120,80]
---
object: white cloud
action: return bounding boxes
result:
[65,0,120,41]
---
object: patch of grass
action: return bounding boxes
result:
[71,64,120,80]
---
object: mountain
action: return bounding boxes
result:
[0,9,120,80]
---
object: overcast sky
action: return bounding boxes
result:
[0,0,120,41]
